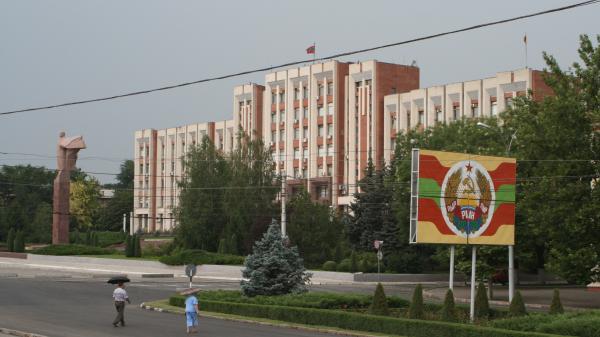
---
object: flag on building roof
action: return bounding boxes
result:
[306,44,315,54]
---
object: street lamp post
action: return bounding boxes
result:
[476,122,517,303]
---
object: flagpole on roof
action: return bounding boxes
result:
[313,42,316,64]
[523,33,528,69]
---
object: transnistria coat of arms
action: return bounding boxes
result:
[440,160,495,238]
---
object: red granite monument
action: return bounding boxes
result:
[52,132,86,244]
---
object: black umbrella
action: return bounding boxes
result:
[107,275,130,284]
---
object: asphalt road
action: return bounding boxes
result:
[0,277,338,337]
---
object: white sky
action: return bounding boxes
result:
[0,0,598,183]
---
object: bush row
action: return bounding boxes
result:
[169,298,564,337]
[30,244,114,256]
[490,311,600,337]
[171,290,409,310]
[158,249,244,266]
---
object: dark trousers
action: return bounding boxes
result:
[113,301,125,326]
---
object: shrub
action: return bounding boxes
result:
[169,297,565,337]
[350,251,358,273]
[440,289,457,322]
[491,311,600,337]
[408,284,424,319]
[159,249,245,266]
[13,231,25,253]
[322,261,337,271]
[368,283,389,316]
[71,229,81,244]
[508,291,527,317]
[475,281,490,320]
[6,228,15,252]
[30,244,113,255]
[549,289,563,315]
[217,239,227,254]
[124,235,133,257]
[337,258,352,272]
[133,234,141,257]
[241,220,311,297]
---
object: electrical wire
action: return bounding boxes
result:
[1,0,598,116]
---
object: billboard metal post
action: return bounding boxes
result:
[449,245,455,291]
[470,246,477,322]
[509,245,515,302]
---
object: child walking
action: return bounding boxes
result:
[181,288,200,334]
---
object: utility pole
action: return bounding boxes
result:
[281,177,286,238]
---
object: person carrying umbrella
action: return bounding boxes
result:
[108,276,131,327]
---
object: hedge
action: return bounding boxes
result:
[158,249,245,266]
[169,297,565,337]
[171,290,410,310]
[491,311,600,337]
[30,244,114,256]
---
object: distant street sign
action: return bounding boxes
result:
[374,240,384,250]
[377,250,383,261]
[185,264,197,277]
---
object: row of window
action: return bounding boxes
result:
[271,143,334,161]
[272,82,334,102]
[290,165,334,180]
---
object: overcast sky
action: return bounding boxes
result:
[1,1,598,183]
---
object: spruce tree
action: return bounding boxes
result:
[368,283,390,316]
[7,228,15,252]
[217,238,226,254]
[241,220,311,297]
[408,284,424,319]
[508,290,527,317]
[474,281,490,320]
[125,234,133,257]
[549,289,564,315]
[133,234,142,257]
[440,288,457,322]
[13,231,25,253]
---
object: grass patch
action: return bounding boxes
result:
[159,249,244,266]
[76,253,161,261]
[145,299,406,337]
[30,244,114,256]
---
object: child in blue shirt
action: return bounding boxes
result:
[184,292,199,334]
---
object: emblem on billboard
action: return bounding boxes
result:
[440,161,495,238]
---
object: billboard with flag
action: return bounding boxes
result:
[409,149,516,245]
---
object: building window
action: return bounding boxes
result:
[279,153,285,161]
[294,148,300,159]
[452,105,460,120]
[327,82,333,95]
[303,126,308,138]
[491,101,498,116]
[318,106,325,116]
[279,90,285,103]
[418,110,425,125]
[318,145,325,157]
[294,128,300,140]
[280,130,285,142]
[293,87,300,100]
[406,111,411,128]
[293,167,300,178]
[302,168,307,178]
[302,85,308,98]
[294,108,300,120]
[271,131,276,142]
[327,103,334,115]
[471,103,479,117]
[303,107,309,119]
[280,110,285,121]
[327,164,333,176]
[355,81,362,88]
[318,84,324,97]
[435,107,443,122]
[272,153,276,161]
[327,124,333,135]
[327,144,333,156]
[505,97,513,109]
[271,112,276,123]
[318,125,324,137]
[303,148,308,158]
[317,185,328,198]
[271,91,277,102]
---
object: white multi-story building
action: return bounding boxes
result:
[133,63,551,232]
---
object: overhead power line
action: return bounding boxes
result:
[1,0,598,117]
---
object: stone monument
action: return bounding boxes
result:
[52,132,86,244]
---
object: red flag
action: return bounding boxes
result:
[523,35,527,44]
[306,45,315,54]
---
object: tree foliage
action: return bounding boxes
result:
[508,290,527,317]
[474,281,490,320]
[176,133,278,255]
[241,220,311,297]
[69,175,101,230]
[440,289,457,322]
[549,289,564,315]
[97,160,134,231]
[408,284,424,319]
[368,283,390,316]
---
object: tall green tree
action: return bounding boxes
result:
[287,190,342,267]
[69,175,101,230]
[97,160,134,231]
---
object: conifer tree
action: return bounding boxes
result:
[7,228,15,252]
[549,289,564,315]
[474,281,490,320]
[440,289,457,322]
[13,231,25,253]
[133,234,142,257]
[368,283,390,316]
[408,284,424,319]
[508,290,527,317]
[241,220,311,296]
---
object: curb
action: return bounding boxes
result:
[139,303,381,337]
[0,327,47,337]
